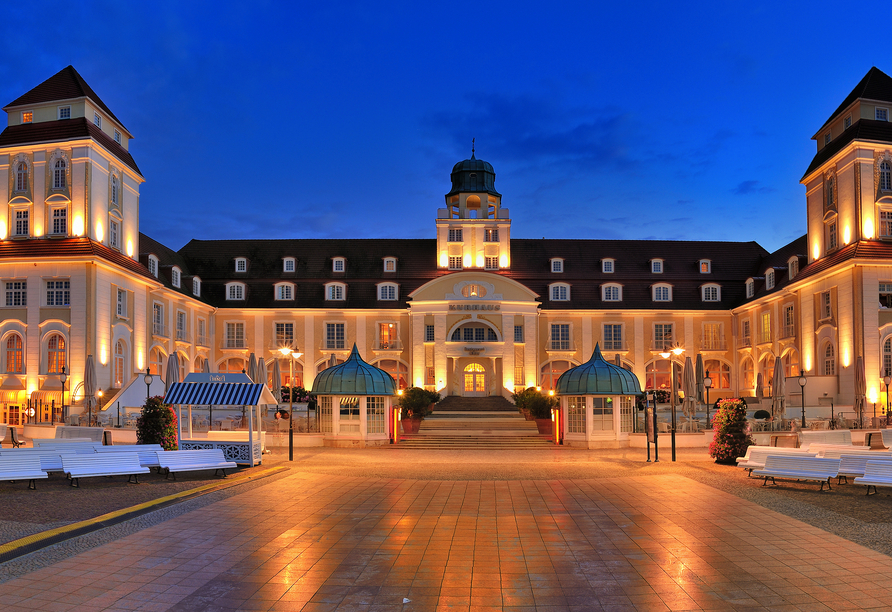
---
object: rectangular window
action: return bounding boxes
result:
[878,107,889,121]
[277,285,293,300]
[783,304,795,338]
[5,281,26,307]
[384,258,396,272]
[14,210,28,236]
[226,322,245,348]
[366,396,386,434]
[22,111,32,123]
[880,282,892,308]
[116,288,126,317]
[882,211,892,237]
[448,228,462,242]
[652,260,663,273]
[448,256,462,270]
[326,323,345,349]
[109,219,120,249]
[821,291,832,320]
[276,322,294,345]
[425,325,435,343]
[176,312,187,341]
[828,221,838,250]
[603,324,622,350]
[567,396,586,434]
[93,112,102,127]
[378,323,397,349]
[844,115,852,129]
[484,257,498,270]
[700,260,711,273]
[171,269,180,288]
[653,323,673,350]
[193,278,201,296]
[702,323,721,350]
[602,259,614,273]
[484,228,498,242]
[824,133,831,145]
[550,324,570,350]
[551,285,568,301]
[198,319,207,345]
[552,260,563,273]
[619,396,634,433]
[654,286,670,301]
[514,364,524,385]
[152,303,165,336]
[760,312,771,344]
[514,325,524,343]
[235,258,247,272]
[379,285,396,300]
[58,106,71,120]
[603,285,620,301]
[592,397,613,431]
[333,259,345,272]
[741,319,751,346]
[114,130,121,144]
[284,258,295,272]
[228,284,244,300]
[46,280,70,306]
[327,285,344,300]
[703,286,719,301]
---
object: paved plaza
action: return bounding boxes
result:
[2,448,892,611]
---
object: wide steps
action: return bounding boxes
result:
[397,435,554,449]
[433,396,518,412]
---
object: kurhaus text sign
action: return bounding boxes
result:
[449,304,500,311]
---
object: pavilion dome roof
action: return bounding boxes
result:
[555,344,643,396]
[311,344,396,396]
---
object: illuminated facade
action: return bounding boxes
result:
[2,66,892,427]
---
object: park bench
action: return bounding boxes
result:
[62,452,149,487]
[155,449,237,480]
[0,449,77,472]
[736,446,815,473]
[836,454,892,484]
[853,460,892,495]
[7,427,22,448]
[94,445,163,469]
[799,430,852,447]
[881,429,892,450]
[35,438,95,445]
[810,445,874,458]
[0,455,48,489]
[752,456,841,491]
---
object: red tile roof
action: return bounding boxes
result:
[0,237,155,280]
[817,67,892,133]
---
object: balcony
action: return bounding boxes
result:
[175,329,190,343]
[649,339,675,352]
[196,335,209,347]
[757,333,772,346]
[321,340,346,351]
[546,340,572,351]
[152,323,169,338]
[374,339,403,351]
[699,335,726,351]
[222,337,246,349]
[601,340,626,351]
[780,325,795,339]
[739,335,752,348]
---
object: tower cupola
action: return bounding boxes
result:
[446,153,501,198]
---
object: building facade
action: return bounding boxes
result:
[2,66,892,428]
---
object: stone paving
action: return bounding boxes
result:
[2,448,892,611]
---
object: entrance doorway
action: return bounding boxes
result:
[463,363,486,397]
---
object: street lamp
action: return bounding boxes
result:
[60,366,67,425]
[660,345,684,462]
[884,370,891,426]
[279,347,303,461]
[704,370,713,428]
[798,369,807,428]
[96,388,103,427]
[144,368,153,400]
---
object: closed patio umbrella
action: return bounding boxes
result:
[165,353,180,392]
[247,353,258,383]
[770,355,786,426]
[855,356,866,428]
[83,354,97,427]
[755,372,764,402]
[695,353,705,403]
[682,356,697,419]
[271,358,282,403]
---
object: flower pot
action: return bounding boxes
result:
[401,417,421,434]
[535,418,553,435]
[523,411,534,421]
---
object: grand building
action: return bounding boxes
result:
[1,65,891,439]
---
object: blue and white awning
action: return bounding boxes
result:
[164,382,273,406]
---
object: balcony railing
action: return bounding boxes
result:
[650,339,675,352]
[322,340,346,351]
[601,340,626,351]
[152,323,168,338]
[175,329,189,342]
[374,339,403,350]
[758,332,772,345]
[739,335,752,348]
[196,335,209,347]
[781,325,795,339]
[699,335,726,350]
[546,340,572,351]
[223,337,246,349]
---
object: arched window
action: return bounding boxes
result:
[53,159,66,189]
[549,283,570,301]
[602,284,622,301]
[47,334,65,374]
[194,356,204,374]
[882,161,892,191]
[826,176,834,208]
[5,334,22,374]
[884,338,892,378]
[219,357,245,374]
[741,357,754,391]
[540,360,571,391]
[111,175,119,207]
[15,162,27,192]
[645,358,680,391]
[823,343,835,376]
[783,350,800,378]
[149,347,164,375]
[114,340,125,387]
[375,359,408,389]
[703,360,730,389]
[275,358,303,387]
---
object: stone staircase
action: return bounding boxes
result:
[395,396,555,449]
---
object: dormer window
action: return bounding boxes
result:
[21,111,32,124]
[58,106,71,120]
[448,228,463,242]
[651,259,663,274]
[551,258,564,273]
[699,259,711,274]
[378,283,398,301]
[602,259,614,273]
[788,257,799,280]
[844,115,852,129]
[283,257,295,272]
[549,283,570,301]
[235,258,247,272]
[602,283,622,301]
[701,284,720,302]
[192,277,201,297]
[332,257,345,272]
[148,255,159,278]
[93,112,102,127]
[226,282,245,301]
[824,133,831,146]
[114,130,121,145]
[171,267,181,288]
[746,278,755,298]
[877,107,889,121]
[766,270,775,290]
[326,282,346,301]
[275,283,294,301]
[652,283,672,302]
[383,257,396,272]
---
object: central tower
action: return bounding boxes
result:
[436,150,511,270]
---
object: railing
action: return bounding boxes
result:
[152,323,168,338]
[781,325,795,339]
[650,340,675,352]
[699,335,726,350]
[739,335,752,348]
[222,338,246,349]
[196,335,209,347]
[758,332,772,345]
[175,329,189,342]
[546,340,572,351]
[601,340,626,351]
[374,339,403,350]
[321,341,346,350]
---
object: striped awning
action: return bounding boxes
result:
[29,390,64,405]
[163,382,266,406]
[0,390,25,403]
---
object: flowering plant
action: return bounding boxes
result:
[136,395,178,450]
[281,385,311,403]
[646,389,671,404]
[708,398,753,464]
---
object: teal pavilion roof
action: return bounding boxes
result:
[312,344,396,396]
[555,344,643,396]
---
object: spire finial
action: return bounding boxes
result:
[471,137,475,159]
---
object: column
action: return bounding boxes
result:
[502,313,514,393]
[304,314,315,390]
[434,314,448,392]
[411,312,425,388]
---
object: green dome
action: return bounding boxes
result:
[446,153,501,198]
[312,344,396,396]
[555,344,643,396]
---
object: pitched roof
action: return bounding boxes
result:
[139,232,208,302]
[0,237,155,280]
[0,118,142,176]
[802,119,892,180]
[817,67,892,133]
[740,235,807,302]
[4,66,128,132]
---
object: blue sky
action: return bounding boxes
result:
[0,1,881,253]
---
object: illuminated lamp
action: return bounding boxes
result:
[96,221,104,242]
[126,239,134,257]
[397,389,404,396]
[548,389,554,396]
[499,254,508,267]
[476,254,484,268]
[0,221,6,239]
[864,217,875,239]
[72,215,84,236]
[439,253,448,268]
[812,243,820,260]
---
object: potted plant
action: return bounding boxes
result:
[709,398,754,464]
[526,391,559,435]
[136,395,178,450]
[512,387,539,420]
[398,387,440,434]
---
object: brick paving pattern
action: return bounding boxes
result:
[2,453,892,611]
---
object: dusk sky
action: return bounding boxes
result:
[0,2,882,253]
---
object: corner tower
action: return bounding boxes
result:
[436,149,511,270]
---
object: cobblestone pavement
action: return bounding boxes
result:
[1,446,892,611]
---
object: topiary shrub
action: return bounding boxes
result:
[137,395,178,450]
[398,387,439,419]
[753,409,771,420]
[709,398,753,464]
[526,391,559,419]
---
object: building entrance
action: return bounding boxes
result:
[463,363,486,397]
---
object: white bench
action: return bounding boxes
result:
[799,430,852,446]
[0,455,48,489]
[736,446,815,472]
[881,429,892,449]
[35,437,94,445]
[155,449,237,480]
[0,449,77,472]
[62,453,149,487]
[752,456,841,491]
[853,460,892,495]
[55,426,104,441]
[810,445,873,457]
[837,454,892,483]
[94,444,163,469]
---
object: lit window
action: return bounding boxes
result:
[425,325,435,343]
[602,284,621,301]
[116,288,126,317]
[94,112,102,127]
[176,312,187,341]
[823,343,835,375]
[327,284,345,301]
[15,162,27,192]
[652,284,671,301]
[877,107,889,121]
[550,284,569,301]
[484,257,498,270]
[47,334,66,373]
[844,115,852,129]
[333,258,345,272]
[699,259,711,273]
[448,256,462,270]
[22,111,32,123]
[227,283,245,300]
[651,259,663,273]
[5,281,26,306]
[276,284,293,300]
[383,258,396,272]
[46,280,70,306]
[51,207,67,235]
[378,284,397,301]
[602,259,614,273]
[235,258,247,272]
[148,256,159,277]
[114,130,121,144]
[13,209,28,236]
[551,259,564,273]
[827,220,838,251]
[284,257,295,272]
[58,106,71,120]
[702,285,720,302]
[53,159,67,189]
[603,324,622,350]
[448,228,463,242]
[192,277,201,297]
[760,312,771,344]
[514,325,524,343]
[766,270,775,290]
[6,334,22,373]
[484,228,499,242]
[171,267,181,288]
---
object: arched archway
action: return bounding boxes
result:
[463,363,486,397]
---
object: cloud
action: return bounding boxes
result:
[732,180,775,195]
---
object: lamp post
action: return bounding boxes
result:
[144,368,153,400]
[884,371,891,426]
[704,370,713,428]
[60,366,67,425]
[279,347,303,462]
[798,369,807,429]
[96,388,103,427]
[660,345,684,462]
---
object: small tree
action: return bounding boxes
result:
[137,395,178,450]
[527,392,559,419]
[398,387,440,419]
[709,398,753,464]
[512,387,540,412]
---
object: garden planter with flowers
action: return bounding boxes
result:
[709,398,753,464]
[397,387,440,435]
